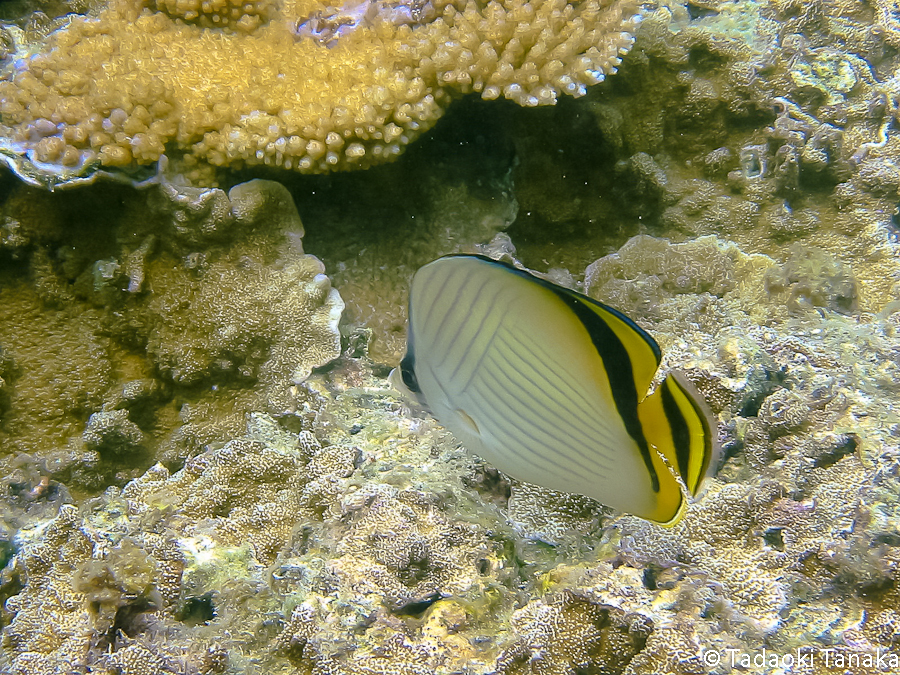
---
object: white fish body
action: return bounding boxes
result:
[392,254,718,525]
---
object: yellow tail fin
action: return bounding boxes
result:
[637,371,719,526]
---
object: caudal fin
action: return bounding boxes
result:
[637,371,720,525]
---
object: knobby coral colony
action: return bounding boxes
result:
[0,0,641,186]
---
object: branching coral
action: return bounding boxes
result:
[0,0,641,186]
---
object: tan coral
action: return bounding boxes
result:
[622,622,706,675]
[137,180,343,392]
[144,253,342,388]
[100,642,170,675]
[496,591,650,675]
[0,177,342,483]
[0,278,114,458]
[124,436,310,564]
[506,481,606,545]
[328,483,491,609]
[0,0,641,186]
[2,506,95,672]
[146,0,275,31]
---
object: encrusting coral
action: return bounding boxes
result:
[0,176,342,489]
[495,591,651,675]
[2,229,900,673]
[0,0,641,186]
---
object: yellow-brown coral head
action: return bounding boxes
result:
[0,0,642,187]
[294,0,440,47]
[147,0,276,32]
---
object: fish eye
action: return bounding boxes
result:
[399,354,420,393]
[401,365,419,392]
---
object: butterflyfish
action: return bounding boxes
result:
[390,254,719,525]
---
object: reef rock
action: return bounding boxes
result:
[2,231,899,674]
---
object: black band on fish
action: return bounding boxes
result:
[556,291,660,493]
[661,378,691,486]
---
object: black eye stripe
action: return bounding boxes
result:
[400,354,420,392]
[401,367,419,391]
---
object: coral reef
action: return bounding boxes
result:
[290,0,900,361]
[2,0,900,671]
[505,0,899,276]
[0,177,342,490]
[0,284,116,463]
[0,0,641,186]
[3,237,899,672]
[580,233,900,650]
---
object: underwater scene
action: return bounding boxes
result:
[1,0,900,672]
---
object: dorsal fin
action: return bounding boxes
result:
[440,255,661,392]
